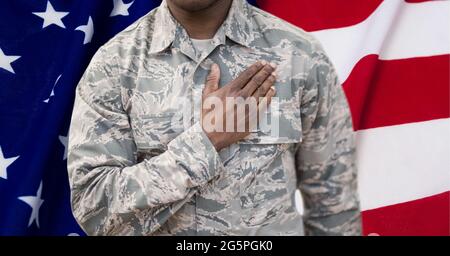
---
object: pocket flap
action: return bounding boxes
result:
[238,106,302,144]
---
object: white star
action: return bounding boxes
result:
[0,48,21,74]
[75,16,94,45]
[43,74,62,103]
[59,135,68,160]
[18,181,45,228]
[33,1,69,29]
[110,0,134,17]
[0,146,19,180]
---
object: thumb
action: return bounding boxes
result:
[203,63,220,95]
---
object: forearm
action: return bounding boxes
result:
[68,91,222,235]
[298,134,361,236]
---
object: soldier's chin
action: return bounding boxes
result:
[168,0,222,12]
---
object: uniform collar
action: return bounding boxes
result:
[149,0,254,55]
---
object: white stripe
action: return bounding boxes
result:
[357,118,450,211]
[311,0,450,82]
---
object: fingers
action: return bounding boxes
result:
[203,63,220,95]
[232,61,264,89]
[241,62,276,97]
[265,86,276,104]
[257,87,276,120]
[253,70,277,100]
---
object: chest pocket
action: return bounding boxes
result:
[239,102,302,144]
[130,112,185,159]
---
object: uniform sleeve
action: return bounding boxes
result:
[67,48,223,236]
[295,47,362,236]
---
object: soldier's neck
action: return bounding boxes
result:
[166,0,233,39]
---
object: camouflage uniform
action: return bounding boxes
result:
[67,0,361,235]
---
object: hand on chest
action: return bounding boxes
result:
[128,45,303,152]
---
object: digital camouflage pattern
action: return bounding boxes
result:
[67,0,361,235]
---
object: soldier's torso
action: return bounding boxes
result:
[107,4,316,235]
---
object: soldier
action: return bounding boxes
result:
[67,0,361,235]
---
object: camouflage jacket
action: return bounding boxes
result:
[67,0,361,236]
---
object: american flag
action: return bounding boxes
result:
[0,0,448,236]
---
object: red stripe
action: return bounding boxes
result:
[362,191,450,236]
[256,0,383,31]
[343,54,450,131]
